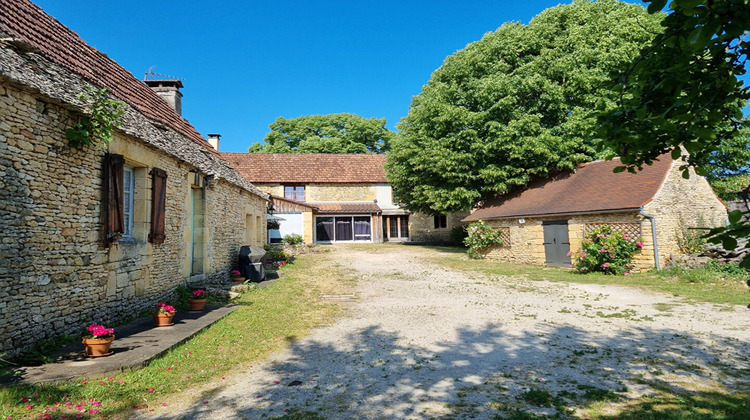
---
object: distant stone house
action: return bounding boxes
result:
[0,0,268,355]
[463,156,727,270]
[221,153,467,244]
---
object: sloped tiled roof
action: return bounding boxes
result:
[464,156,674,221]
[315,203,382,214]
[0,0,215,154]
[271,195,319,212]
[221,153,388,183]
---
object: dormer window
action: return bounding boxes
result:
[284,185,305,202]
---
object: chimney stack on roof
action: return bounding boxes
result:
[144,79,183,116]
[207,134,221,151]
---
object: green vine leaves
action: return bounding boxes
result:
[66,86,125,149]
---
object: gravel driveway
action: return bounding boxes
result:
[150,245,750,419]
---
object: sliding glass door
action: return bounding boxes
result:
[316,216,372,243]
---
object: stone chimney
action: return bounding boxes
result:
[207,134,221,151]
[144,80,183,116]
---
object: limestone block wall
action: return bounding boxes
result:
[409,211,469,242]
[0,82,267,355]
[252,183,376,204]
[204,180,268,280]
[484,212,655,271]
[484,218,545,264]
[302,211,314,244]
[307,184,376,202]
[643,161,727,266]
[256,183,282,197]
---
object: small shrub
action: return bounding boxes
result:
[570,225,643,275]
[264,244,291,269]
[675,216,709,254]
[463,220,504,259]
[449,224,468,245]
[704,260,750,280]
[283,233,303,245]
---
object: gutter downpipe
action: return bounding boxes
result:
[639,207,660,270]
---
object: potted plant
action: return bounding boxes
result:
[188,289,208,311]
[82,323,115,357]
[152,302,176,327]
[230,269,245,283]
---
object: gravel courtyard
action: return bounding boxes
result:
[150,245,750,419]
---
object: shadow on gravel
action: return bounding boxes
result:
[150,321,750,419]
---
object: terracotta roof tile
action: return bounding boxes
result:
[315,203,382,213]
[465,156,674,221]
[0,0,216,154]
[221,153,388,183]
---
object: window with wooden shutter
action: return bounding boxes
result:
[149,167,167,244]
[104,153,125,246]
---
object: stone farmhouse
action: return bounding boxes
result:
[221,153,468,244]
[464,156,727,271]
[0,0,269,355]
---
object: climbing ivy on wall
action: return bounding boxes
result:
[66,86,125,149]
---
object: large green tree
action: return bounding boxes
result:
[595,0,750,264]
[249,113,393,154]
[386,0,663,214]
[597,0,750,175]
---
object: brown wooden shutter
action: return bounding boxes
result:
[149,167,167,244]
[104,153,124,246]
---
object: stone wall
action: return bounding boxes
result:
[308,184,376,202]
[0,81,267,355]
[643,161,727,267]
[409,211,469,242]
[252,183,376,203]
[484,212,655,271]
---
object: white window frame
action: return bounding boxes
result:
[122,166,135,238]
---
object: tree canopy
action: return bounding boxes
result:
[595,0,750,265]
[386,0,663,214]
[249,113,393,154]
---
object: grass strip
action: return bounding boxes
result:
[0,251,353,419]
[427,246,749,306]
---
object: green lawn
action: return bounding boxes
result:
[426,246,750,307]
[2,245,748,419]
[0,251,355,419]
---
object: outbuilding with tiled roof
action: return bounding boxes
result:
[464,156,727,270]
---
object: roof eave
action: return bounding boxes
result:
[463,207,643,222]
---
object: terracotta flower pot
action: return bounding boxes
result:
[188,298,207,311]
[82,335,114,357]
[231,277,245,283]
[152,311,176,327]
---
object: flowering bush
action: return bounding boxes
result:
[264,244,291,269]
[267,260,288,270]
[230,270,243,279]
[83,323,113,339]
[191,289,207,299]
[570,225,643,275]
[154,302,176,314]
[464,220,504,259]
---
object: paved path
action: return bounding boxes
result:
[4,306,238,385]
[144,245,750,419]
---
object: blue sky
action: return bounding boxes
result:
[35,0,633,153]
